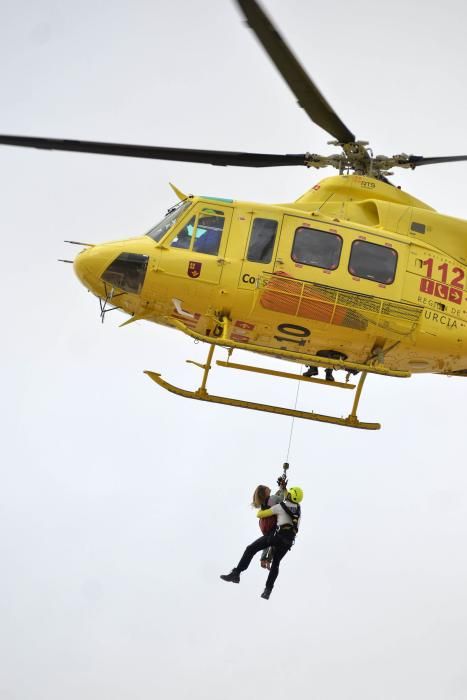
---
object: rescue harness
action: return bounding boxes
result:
[279,500,301,535]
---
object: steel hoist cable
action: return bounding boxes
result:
[284,365,302,464]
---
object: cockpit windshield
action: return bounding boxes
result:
[145,199,192,242]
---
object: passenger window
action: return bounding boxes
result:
[193,209,225,256]
[292,227,342,270]
[349,240,397,284]
[247,218,278,263]
[171,216,195,249]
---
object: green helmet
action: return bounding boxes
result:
[288,486,303,503]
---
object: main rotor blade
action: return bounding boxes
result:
[407,154,467,168]
[236,0,355,143]
[0,134,308,168]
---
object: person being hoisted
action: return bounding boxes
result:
[220,484,303,600]
[253,465,289,570]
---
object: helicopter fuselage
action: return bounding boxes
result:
[74,174,467,377]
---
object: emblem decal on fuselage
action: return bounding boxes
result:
[188,261,202,278]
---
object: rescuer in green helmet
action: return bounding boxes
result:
[220,486,303,600]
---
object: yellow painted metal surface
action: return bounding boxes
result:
[144,371,380,430]
[167,317,411,378]
[73,173,467,421]
[215,360,356,389]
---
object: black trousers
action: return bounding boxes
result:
[235,528,295,591]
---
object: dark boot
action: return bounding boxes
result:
[325,368,335,382]
[220,569,240,583]
[303,366,318,377]
[261,587,272,600]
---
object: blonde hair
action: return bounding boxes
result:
[251,485,271,508]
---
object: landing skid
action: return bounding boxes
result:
[145,340,382,430]
[145,370,379,430]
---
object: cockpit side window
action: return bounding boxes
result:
[171,216,196,249]
[193,210,225,255]
[145,199,192,242]
[169,208,226,256]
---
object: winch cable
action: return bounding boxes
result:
[262,390,301,568]
[284,366,302,465]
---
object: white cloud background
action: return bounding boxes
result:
[1,1,467,699]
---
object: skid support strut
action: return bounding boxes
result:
[198,344,215,395]
[346,372,368,426]
[145,340,381,430]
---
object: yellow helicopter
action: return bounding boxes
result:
[1,0,466,431]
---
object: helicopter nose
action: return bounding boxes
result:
[73,245,111,292]
[74,246,149,297]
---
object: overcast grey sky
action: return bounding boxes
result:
[1,1,467,699]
